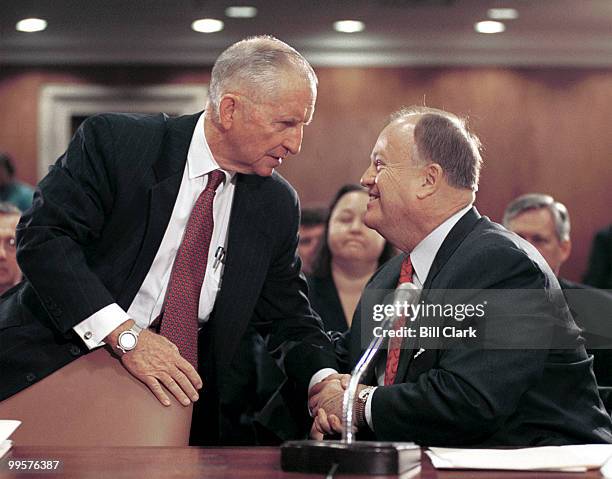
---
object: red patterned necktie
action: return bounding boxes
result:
[159,169,225,368]
[384,255,413,386]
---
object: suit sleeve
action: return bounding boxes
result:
[370,245,559,444]
[583,228,612,289]
[16,115,118,333]
[251,188,338,392]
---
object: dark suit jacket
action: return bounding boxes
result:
[307,274,349,332]
[0,113,337,428]
[558,278,612,387]
[344,208,612,447]
[583,225,612,289]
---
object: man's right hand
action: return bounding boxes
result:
[105,321,203,407]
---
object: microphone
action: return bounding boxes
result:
[341,282,421,443]
[280,282,422,476]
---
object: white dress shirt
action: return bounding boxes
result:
[74,113,236,348]
[365,204,474,429]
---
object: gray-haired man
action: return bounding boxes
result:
[1,36,337,444]
[504,193,612,389]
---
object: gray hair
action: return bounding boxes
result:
[389,106,483,191]
[503,193,570,242]
[207,35,317,119]
[0,202,21,216]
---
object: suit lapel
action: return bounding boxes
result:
[394,207,482,383]
[212,174,272,367]
[422,207,481,290]
[117,113,200,307]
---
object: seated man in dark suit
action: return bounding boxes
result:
[309,106,612,446]
[503,194,612,391]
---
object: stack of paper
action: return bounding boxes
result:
[0,420,21,459]
[427,445,612,472]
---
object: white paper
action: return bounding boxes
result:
[0,440,12,459]
[427,444,612,472]
[0,420,20,442]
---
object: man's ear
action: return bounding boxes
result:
[218,94,238,130]
[559,238,572,264]
[416,163,443,199]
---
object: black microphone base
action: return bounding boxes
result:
[280,440,420,475]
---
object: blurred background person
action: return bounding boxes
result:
[503,194,571,277]
[298,206,326,275]
[503,193,612,394]
[0,153,34,213]
[584,224,612,290]
[0,202,22,294]
[308,184,395,331]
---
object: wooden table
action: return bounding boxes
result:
[0,447,605,478]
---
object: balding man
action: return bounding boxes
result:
[504,194,612,389]
[0,36,337,444]
[309,107,612,446]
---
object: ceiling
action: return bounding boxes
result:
[1,0,612,67]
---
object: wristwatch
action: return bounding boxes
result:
[117,323,144,354]
[355,386,375,428]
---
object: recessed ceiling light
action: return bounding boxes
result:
[191,18,224,33]
[474,20,506,34]
[487,8,519,20]
[16,18,47,33]
[225,6,258,18]
[333,20,365,33]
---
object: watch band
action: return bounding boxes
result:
[131,323,144,335]
[355,386,375,429]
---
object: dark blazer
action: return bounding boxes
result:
[583,225,612,290]
[307,275,348,332]
[0,113,337,426]
[559,278,612,387]
[345,208,612,447]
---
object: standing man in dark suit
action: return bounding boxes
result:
[503,193,612,389]
[0,35,337,444]
[309,106,612,446]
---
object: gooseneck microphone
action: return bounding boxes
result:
[281,282,423,476]
[342,281,421,443]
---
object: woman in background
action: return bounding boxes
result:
[308,184,395,331]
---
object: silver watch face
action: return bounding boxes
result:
[358,387,372,401]
[118,330,138,351]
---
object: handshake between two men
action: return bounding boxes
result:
[309,374,371,440]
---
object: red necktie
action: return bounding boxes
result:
[159,169,225,368]
[384,255,413,386]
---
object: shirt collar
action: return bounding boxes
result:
[187,113,234,184]
[410,203,473,285]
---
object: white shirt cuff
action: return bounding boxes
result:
[365,386,377,430]
[73,303,131,350]
[308,368,339,393]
